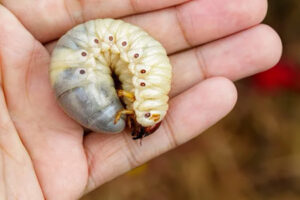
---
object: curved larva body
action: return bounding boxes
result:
[50,18,172,136]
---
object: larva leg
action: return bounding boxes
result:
[150,114,161,122]
[127,114,136,129]
[117,90,135,102]
[114,109,134,124]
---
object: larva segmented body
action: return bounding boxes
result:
[50,18,172,139]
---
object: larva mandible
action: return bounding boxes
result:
[50,18,172,139]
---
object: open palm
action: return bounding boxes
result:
[0,0,282,199]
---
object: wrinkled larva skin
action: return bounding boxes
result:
[50,18,172,136]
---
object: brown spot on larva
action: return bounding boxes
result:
[94,39,99,44]
[79,69,86,74]
[109,36,113,41]
[140,82,146,87]
[145,113,151,118]
[81,52,87,57]
[122,41,127,46]
[140,69,146,74]
[134,53,139,58]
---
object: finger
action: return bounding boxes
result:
[83,77,237,193]
[1,0,190,42]
[169,24,283,97]
[45,0,268,54]
[124,0,268,54]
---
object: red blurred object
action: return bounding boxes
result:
[252,58,300,92]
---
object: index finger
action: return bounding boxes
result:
[1,0,190,42]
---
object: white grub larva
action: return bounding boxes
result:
[50,19,172,139]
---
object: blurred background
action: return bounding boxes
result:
[82,0,300,199]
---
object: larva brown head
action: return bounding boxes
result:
[131,121,162,140]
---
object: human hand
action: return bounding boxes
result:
[0,0,282,199]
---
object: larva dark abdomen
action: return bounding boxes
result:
[50,18,172,138]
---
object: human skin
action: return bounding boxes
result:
[0,0,282,199]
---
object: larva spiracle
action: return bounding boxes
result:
[50,18,172,139]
